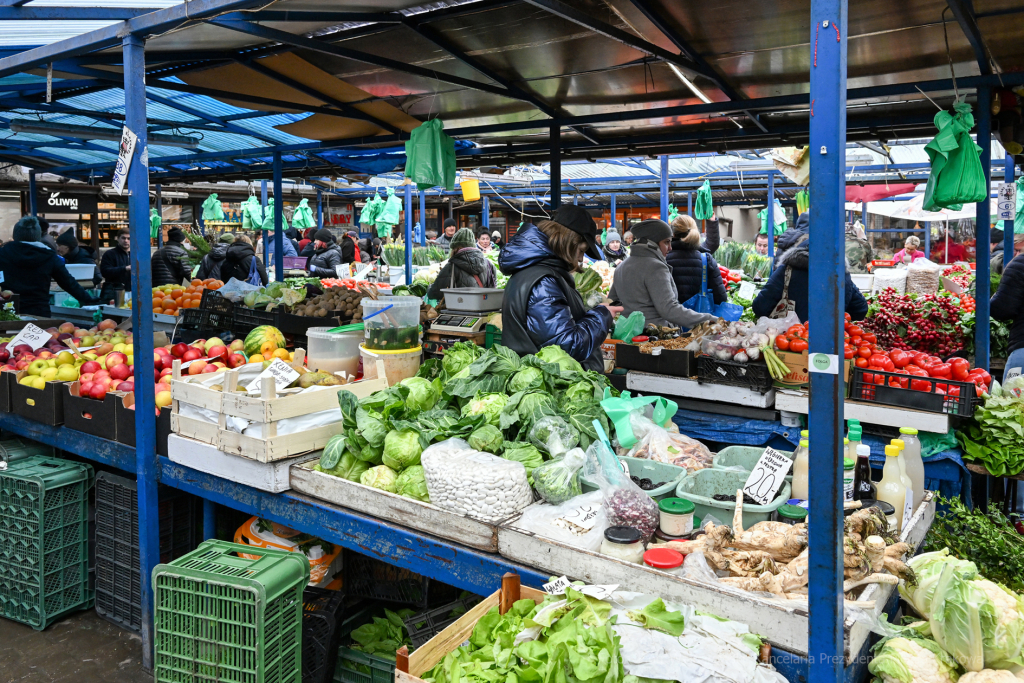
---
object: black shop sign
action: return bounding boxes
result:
[37,190,98,215]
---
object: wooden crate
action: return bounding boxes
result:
[395,575,544,682]
[169,354,388,463]
[290,459,499,552]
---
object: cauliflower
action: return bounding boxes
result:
[959,672,1022,683]
[868,637,960,683]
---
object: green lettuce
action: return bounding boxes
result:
[400,376,441,412]
[626,598,685,636]
[500,441,544,482]
[396,465,430,502]
[467,425,504,454]
[314,451,370,482]
[442,341,483,378]
[460,392,509,427]
[536,345,584,375]
[360,465,398,492]
[382,429,424,471]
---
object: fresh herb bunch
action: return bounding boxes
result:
[923,494,1024,592]
[957,394,1024,477]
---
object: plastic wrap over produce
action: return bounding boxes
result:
[421,438,533,522]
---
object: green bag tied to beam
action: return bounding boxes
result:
[922,102,988,212]
[694,179,713,220]
[292,197,315,229]
[405,119,456,191]
[202,193,224,221]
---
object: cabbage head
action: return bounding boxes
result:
[518,392,558,423]
[400,376,441,413]
[461,392,508,427]
[395,465,430,502]
[535,345,583,375]
[382,429,423,471]
[867,637,960,683]
[508,366,544,394]
[316,451,370,483]
[468,425,504,454]
[564,380,599,404]
[501,441,544,481]
[360,465,398,493]
[442,341,483,378]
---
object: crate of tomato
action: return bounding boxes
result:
[849,349,990,416]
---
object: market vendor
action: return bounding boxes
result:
[500,205,619,372]
[752,233,868,323]
[0,216,96,316]
[151,227,192,287]
[609,219,719,330]
[930,228,968,264]
[893,235,926,264]
[754,233,770,256]
[306,229,345,276]
[427,228,496,300]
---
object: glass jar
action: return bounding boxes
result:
[600,526,644,563]
[643,547,684,575]
[776,504,807,525]
[658,497,695,537]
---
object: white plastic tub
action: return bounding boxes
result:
[360,344,421,385]
[305,327,362,377]
[440,288,504,312]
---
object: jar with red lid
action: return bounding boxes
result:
[642,547,684,575]
[631,336,649,343]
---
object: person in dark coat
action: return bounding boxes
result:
[435,219,457,249]
[774,212,809,266]
[307,229,344,276]
[0,216,95,316]
[752,236,868,323]
[427,228,497,300]
[603,231,627,266]
[100,229,132,302]
[196,233,234,281]
[220,235,268,286]
[285,228,301,254]
[990,235,1024,381]
[55,228,101,285]
[37,218,58,252]
[666,215,727,306]
[151,226,192,286]
[499,205,619,372]
[339,231,359,264]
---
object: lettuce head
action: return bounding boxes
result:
[382,429,424,470]
[461,392,509,427]
[442,341,483,378]
[400,376,441,412]
[468,424,504,454]
[395,465,430,502]
[535,345,583,375]
[508,366,544,393]
[360,465,398,493]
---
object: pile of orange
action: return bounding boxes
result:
[152,279,224,315]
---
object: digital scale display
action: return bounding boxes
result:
[431,313,485,333]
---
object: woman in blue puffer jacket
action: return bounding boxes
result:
[499,205,620,372]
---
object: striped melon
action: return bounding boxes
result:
[243,325,286,357]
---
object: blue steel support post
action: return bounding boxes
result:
[767,171,775,268]
[807,4,846,683]
[404,184,413,283]
[260,180,268,263]
[123,33,159,670]
[273,152,284,282]
[317,189,323,230]
[924,221,931,256]
[482,195,490,234]
[687,191,693,216]
[550,124,561,209]
[1005,155,1015,265]
[660,155,669,220]
[155,184,163,247]
[975,87,991,370]
[861,201,867,228]
[421,190,428,245]
[610,194,617,228]
[28,170,36,215]
[203,499,216,541]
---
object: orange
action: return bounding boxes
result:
[191,279,202,287]
[208,281,221,290]
[161,297,176,309]
[170,289,183,300]
[153,307,163,314]
[248,353,265,364]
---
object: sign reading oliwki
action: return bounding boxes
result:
[36,190,98,215]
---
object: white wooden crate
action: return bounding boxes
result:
[290,459,499,552]
[166,433,304,492]
[626,370,776,408]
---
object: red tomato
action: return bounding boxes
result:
[881,358,895,373]
[855,357,868,368]
[888,375,909,389]
[851,335,863,347]
[868,353,888,368]
[787,325,807,338]
[862,333,877,345]
[844,345,856,359]
[858,346,873,359]
[947,386,961,397]
[862,372,874,384]
[913,352,931,366]
[928,363,952,379]
[847,325,864,337]
[776,336,791,351]
[950,358,970,381]
[845,312,852,321]
[890,350,910,368]
[790,339,809,353]
[910,378,933,392]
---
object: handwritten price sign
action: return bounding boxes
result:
[742,447,794,506]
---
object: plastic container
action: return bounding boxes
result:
[0,437,55,466]
[775,504,807,525]
[342,549,429,607]
[579,456,686,501]
[675,468,792,529]
[600,526,644,563]
[643,547,684,575]
[843,457,856,502]
[361,296,421,351]
[303,587,347,683]
[712,445,795,483]
[696,355,773,393]
[658,497,695,536]
[440,287,504,312]
[306,327,363,377]
[360,344,422,385]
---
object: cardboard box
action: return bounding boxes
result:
[62,382,121,440]
[9,371,64,425]
[115,393,171,455]
[0,369,12,412]
[774,350,851,388]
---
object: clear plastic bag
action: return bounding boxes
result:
[528,415,579,457]
[625,412,713,472]
[532,447,586,504]
[421,438,533,522]
[514,491,608,552]
[906,257,941,295]
[586,440,659,540]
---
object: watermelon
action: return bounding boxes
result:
[244,325,286,357]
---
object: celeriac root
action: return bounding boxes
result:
[843,573,900,593]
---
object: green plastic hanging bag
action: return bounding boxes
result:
[260,198,288,230]
[376,187,402,237]
[795,189,809,215]
[359,193,382,228]
[612,311,645,342]
[758,199,788,235]
[1015,176,1024,235]
[202,193,224,221]
[292,198,315,229]
[150,208,162,239]
[599,389,679,448]
[241,196,263,231]
[405,119,456,191]
[922,102,987,211]
[694,180,714,220]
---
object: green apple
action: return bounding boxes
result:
[27,359,48,376]
[40,367,58,382]
[56,365,79,382]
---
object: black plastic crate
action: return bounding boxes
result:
[232,305,278,336]
[616,343,696,377]
[403,596,482,649]
[849,366,978,416]
[343,549,429,608]
[180,308,233,332]
[304,587,347,683]
[93,471,199,632]
[696,355,773,393]
[200,288,235,315]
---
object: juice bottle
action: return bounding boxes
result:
[877,445,909,533]
[853,444,876,501]
[890,438,914,497]
[791,439,809,500]
[899,427,926,508]
[847,425,862,462]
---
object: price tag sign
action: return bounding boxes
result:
[555,503,601,532]
[997,183,1016,222]
[808,352,840,375]
[579,584,619,600]
[742,447,794,506]
[6,323,50,353]
[543,576,572,595]
[246,358,300,394]
[901,489,914,534]
[737,281,757,300]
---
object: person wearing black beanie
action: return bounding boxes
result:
[152,226,192,286]
[307,229,346,276]
[0,216,96,316]
[56,228,100,284]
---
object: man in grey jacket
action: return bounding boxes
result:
[609,219,719,330]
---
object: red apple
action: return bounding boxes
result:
[36,350,52,360]
[160,356,175,371]
[206,345,228,361]
[0,349,9,362]
[154,368,161,382]
[188,360,208,375]
[201,364,220,374]
[104,352,127,369]
[182,348,203,362]
[15,359,30,371]
[155,346,171,357]
[80,372,94,383]
[227,353,246,369]
[79,381,94,395]
[13,344,33,356]
[116,381,134,392]
[81,360,102,374]
[159,368,173,378]
[88,382,108,400]
[109,363,131,381]
[171,343,189,358]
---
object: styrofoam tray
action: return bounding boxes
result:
[166,433,308,493]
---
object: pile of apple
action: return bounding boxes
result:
[153,337,246,409]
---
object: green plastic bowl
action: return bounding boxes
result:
[675,468,791,529]
[712,445,795,483]
[580,456,687,501]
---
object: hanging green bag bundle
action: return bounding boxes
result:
[260,198,289,230]
[795,189,810,215]
[694,179,714,220]
[202,193,225,221]
[241,196,263,230]
[359,193,382,228]
[150,208,162,239]
[376,187,402,237]
[667,204,679,223]
[404,119,456,190]
[292,198,315,229]
[758,199,788,235]
[922,102,988,212]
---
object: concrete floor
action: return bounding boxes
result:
[0,610,150,683]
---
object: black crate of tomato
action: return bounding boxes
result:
[849,366,978,416]
[696,355,773,393]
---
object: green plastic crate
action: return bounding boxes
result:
[712,446,795,484]
[484,324,502,349]
[334,647,396,683]
[0,439,56,466]
[675,468,791,529]
[153,539,310,683]
[579,456,686,501]
[0,456,93,629]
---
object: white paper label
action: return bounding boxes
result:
[246,358,300,393]
[73,345,98,352]
[997,183,1016,222]
[555,503,601,532]
[578,584,619,600]
[651,347,663,356]
[111,126,138,195]
[742,447,794,506]
[335,264,348,278]
[543,576,572,595]
[808,352,840,374]
[737,281,757,300]
[902,489,914,533]
[6,323,50,352]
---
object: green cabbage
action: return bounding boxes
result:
[382,429,424,471]
[500,442,544,481]
[315,451,370,483]
[360,465,398,492]
[395,465,430,502]
[535,345,583,375]
[868,637,960,683]
[442,341,483,378]
[563,380,599,404]
[508,367,544,393]
[400,376,441,412]
[468,425,504,454]
[461,392,509,427]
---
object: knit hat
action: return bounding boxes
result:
[218,232,235,244]
[450,228,476,251]
[491,231,501,240]
[56,228,79,250]
[551,205,601,260]
[443,218,457,229]
[314,228,334,243]
[12,216,42,242]
[167,227,187,243]
[630,219,672,244]
[606,231,621,244]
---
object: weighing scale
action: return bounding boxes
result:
[429,309,490,334]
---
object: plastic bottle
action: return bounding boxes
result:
[847,425,862,462]
[853,444,876,501]
[899,427,926,508]
[791,439,810,500]
[890,438,914,498]
[877,445,909,533]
